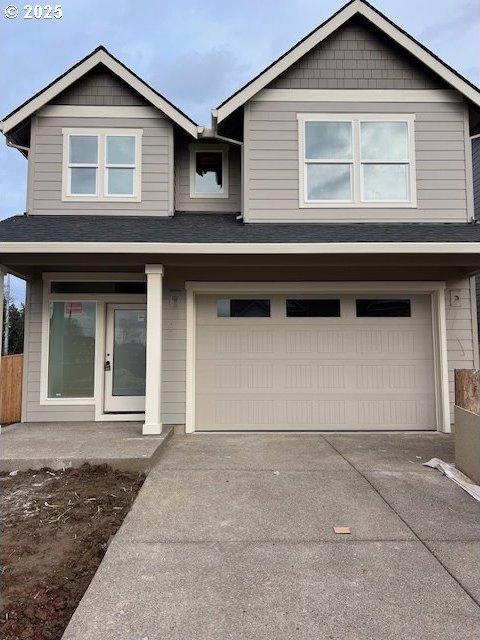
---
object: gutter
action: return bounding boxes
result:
[200,114,244,220]
[2,241,480,255]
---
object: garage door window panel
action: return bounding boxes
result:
[356,299,411,317]
[286,299,341,317]
[217,299,271,318]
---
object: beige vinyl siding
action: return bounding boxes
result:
[161,275,187,423]
[268,19,445,91]
[31,114,173,216]
[174,142,241,212]
[245,100,469,222]
[51,68,150,106]
[23,279,95,422]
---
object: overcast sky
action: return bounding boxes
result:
[0,0,479,302]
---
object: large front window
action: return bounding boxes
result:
[47,301,96,398]
[63,129,141,201]
[299,115,415,207]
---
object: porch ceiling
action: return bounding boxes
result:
[2,252,480,281]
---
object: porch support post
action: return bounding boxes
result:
[143,264,164,435]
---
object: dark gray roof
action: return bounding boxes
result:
[1,213,480,244]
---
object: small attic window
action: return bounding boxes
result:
[189,144,229,198]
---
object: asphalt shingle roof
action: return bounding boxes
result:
[1,213,480,244]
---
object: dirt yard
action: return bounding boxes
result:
[0,464,145,640]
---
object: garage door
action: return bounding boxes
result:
[195,293,436,431]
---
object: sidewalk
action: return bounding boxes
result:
[62,432,480,640]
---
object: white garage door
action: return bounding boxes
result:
[195,293,436,431]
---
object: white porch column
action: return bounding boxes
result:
[143,264,164,435]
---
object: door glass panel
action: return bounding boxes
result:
[112,310,146,396]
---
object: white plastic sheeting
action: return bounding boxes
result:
[424,458,480,502]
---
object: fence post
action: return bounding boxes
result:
[454,369,480,414]
[454,369,480,484]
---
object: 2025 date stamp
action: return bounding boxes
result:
[4,4,62,19]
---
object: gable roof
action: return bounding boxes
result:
[1,46,198,138]
[215,0,480,123]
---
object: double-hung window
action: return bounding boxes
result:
[298,114,415,207]
[63,129,142,201]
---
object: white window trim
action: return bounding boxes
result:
[40,273,147,407]
[62,128,143,203]
[297,113,417,209]
[189,143,229,199]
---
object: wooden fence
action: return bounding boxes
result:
[0,354,23,424]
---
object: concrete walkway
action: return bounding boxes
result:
[63,433,480,639]
[0,422,172,472]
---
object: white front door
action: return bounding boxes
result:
[104,304,147,413]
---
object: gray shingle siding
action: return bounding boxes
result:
[268,18,447,91]
[51,67,149,106]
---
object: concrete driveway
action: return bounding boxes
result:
[62,433,480,640]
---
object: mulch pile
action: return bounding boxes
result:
[0,464,145,640]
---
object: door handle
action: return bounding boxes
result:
[104,360,111,371]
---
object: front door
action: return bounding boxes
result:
[104,304,147,413]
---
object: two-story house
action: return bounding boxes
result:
[1,0,480,435]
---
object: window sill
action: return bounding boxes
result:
[61,195,142,203]
[300,201,417,209]
[40,398,96,406]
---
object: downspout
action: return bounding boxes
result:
[201,110,244,220]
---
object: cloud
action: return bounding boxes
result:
[151,47,250,123]
[419,0,480,41]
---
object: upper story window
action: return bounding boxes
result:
[189,144,229,198]
[297,114,416,208]
[62,129,142,202]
